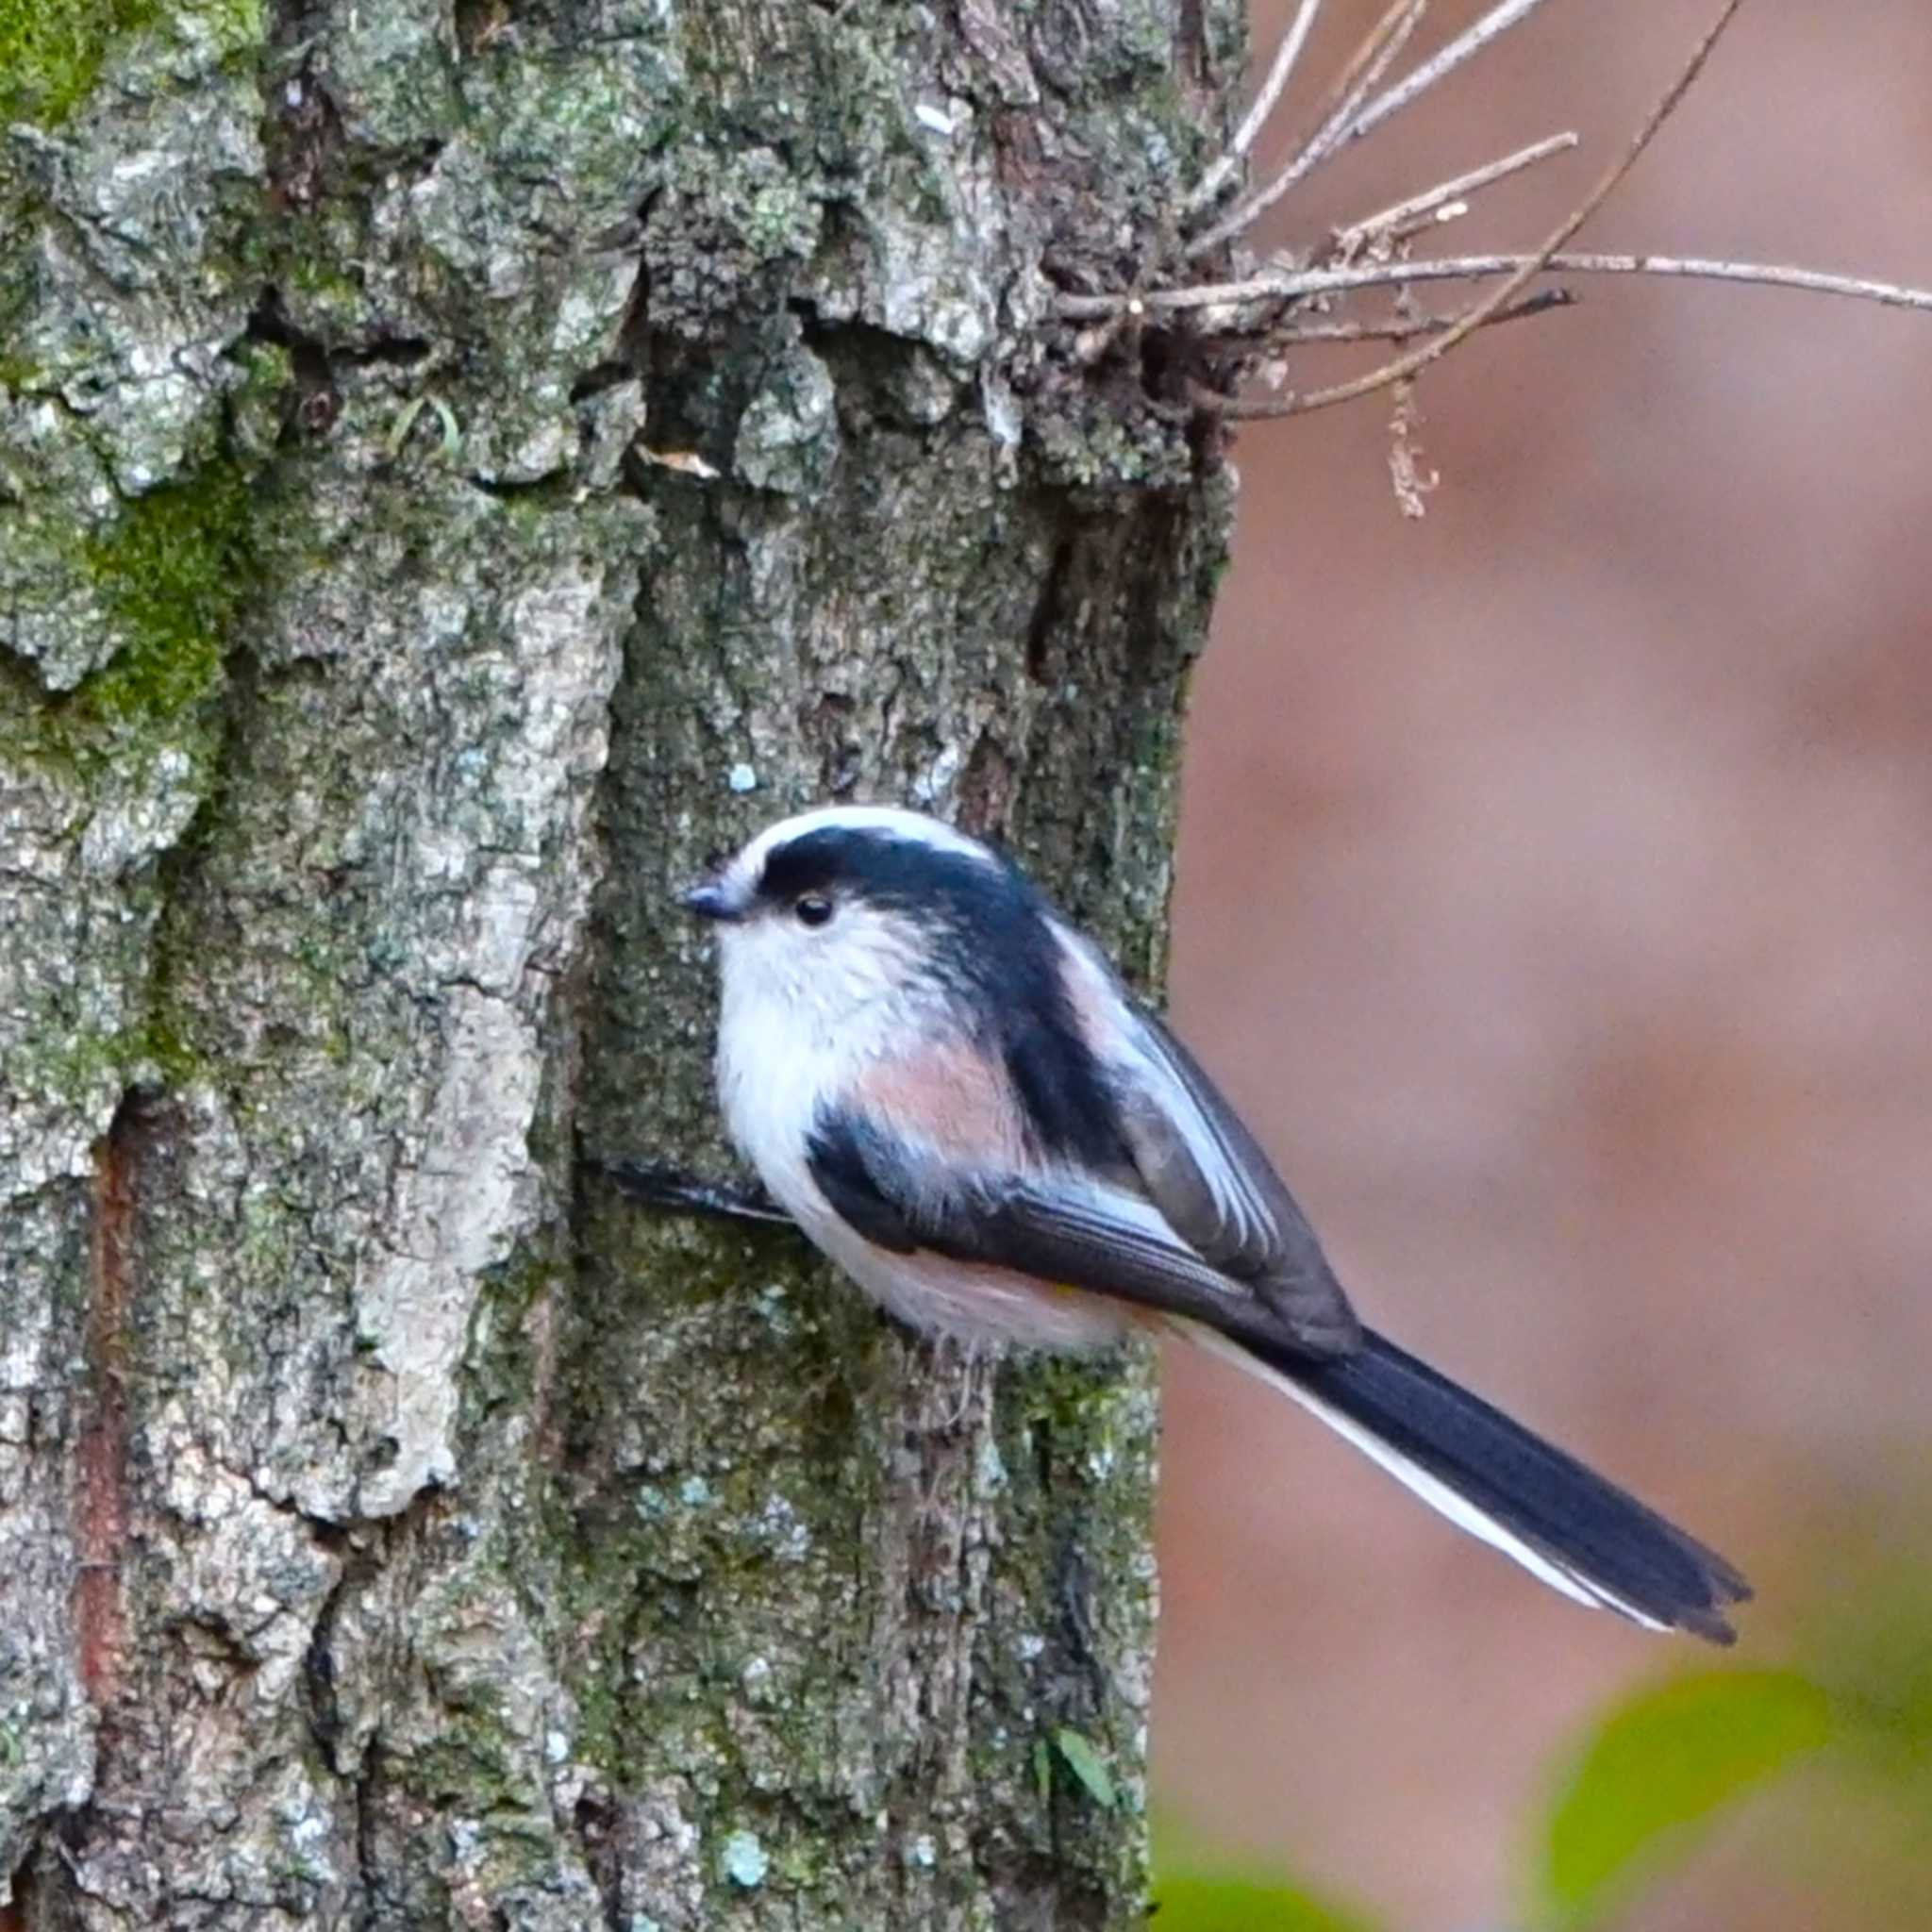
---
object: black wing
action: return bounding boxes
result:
[807,1105,1315,1355]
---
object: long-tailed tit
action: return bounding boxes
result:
[679,805,1748,1641]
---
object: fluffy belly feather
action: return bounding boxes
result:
[818,1218,1133,1352]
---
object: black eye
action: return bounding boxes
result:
[794,893,834,928]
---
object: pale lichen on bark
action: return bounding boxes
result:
[1,0,1241,1924]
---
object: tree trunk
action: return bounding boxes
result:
[1,1,1237,1924]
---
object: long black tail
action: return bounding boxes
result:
[1194,1322,1751,1641]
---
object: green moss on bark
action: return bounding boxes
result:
[0,458,259,773]
[0,0,265,124]
[0,0,156,125]
[79,464,255,722]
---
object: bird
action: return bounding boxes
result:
[677,802,1750,1641]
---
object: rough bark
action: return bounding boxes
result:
[1,1,1238,1924]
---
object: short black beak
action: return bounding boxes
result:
[679,878,737,921]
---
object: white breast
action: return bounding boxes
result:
[715,956,837,1227]
[711,933,1130,1355]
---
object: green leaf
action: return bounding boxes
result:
[1052,1727,1116,1809]
[1537,1667,1833,1928]
[384,395,429,459]
[1153,1871,1379,1932]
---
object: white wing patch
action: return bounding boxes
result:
[1132,1019,1280,1260]
[1050,924,1284,1273]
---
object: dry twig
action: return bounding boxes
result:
[1212,0,1747,419]
[1052,255,1932,322]
[1344,0,1565,153]
[1185,0,1326,216]
[1189,0,1427,258]
[1335,132,1578,250]
[1191,0,1567,256]
[1056,0,1932,447]
[1272,287,1574,342]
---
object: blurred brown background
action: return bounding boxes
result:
[1155,1,1932,1924]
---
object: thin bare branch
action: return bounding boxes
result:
[1054,253,1932,321]
[1185,0,1325,215]
[1509,253,1932,311]
[1336,131,1578,246]
[1188,0,1426,258]
[1212,0,1748,420]
[1272,287,1574,341]
[1342,0,1565,154]
[1291,0,1421,161]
